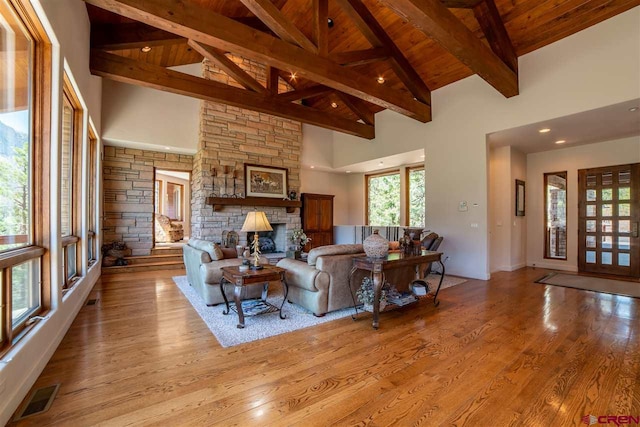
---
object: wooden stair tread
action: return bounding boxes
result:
[102,260,185,274]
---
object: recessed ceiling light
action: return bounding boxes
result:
[555,140,566,144]
[141,46,152,53]
[289,72,297,81]
[345,170,351,174]
[310,165,315,169]
[539,128,551,133]
[420,154,425,158]
[331,102,338,108]
[164,146,170,150]
[629,107,639,112]
[377,76,385,84]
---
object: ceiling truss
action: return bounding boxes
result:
[85,0,521,139]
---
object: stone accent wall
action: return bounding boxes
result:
[103,147,192,255]
[191,56,303,246]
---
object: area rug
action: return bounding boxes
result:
[535,272,640,299]
[173,274,466,347]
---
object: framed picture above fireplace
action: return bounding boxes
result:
[245,164,288,198]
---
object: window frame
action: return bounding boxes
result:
[0,0,51,355]
[405,165,425,228]
[365,169,401,226]
[87,128,98,267]
[60,75,84,289]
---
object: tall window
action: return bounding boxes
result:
[0,0,49,351]
[407,166,425,227]
[166,182,183,221]
[367,171,401,226]
[545,171,567,259]
[61,79,83,288]
[87,130,97,266]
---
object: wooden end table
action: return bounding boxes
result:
[349,251,445,329]
[220,265,288,329]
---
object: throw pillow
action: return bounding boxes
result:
[220,247,238,259]
[212,243,224,261]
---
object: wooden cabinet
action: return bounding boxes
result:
[301,193,334,251]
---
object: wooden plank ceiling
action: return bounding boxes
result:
[85,0,639,139]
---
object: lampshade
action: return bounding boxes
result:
[240,211,273,233]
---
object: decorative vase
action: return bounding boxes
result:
[363,230,389,258]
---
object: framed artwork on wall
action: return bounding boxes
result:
[515,179,526,216]
[244,164,288,198]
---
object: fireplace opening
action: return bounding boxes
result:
[246,223,286,253]
[248,231,277,253]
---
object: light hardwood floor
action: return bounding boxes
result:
[10,268,640,426]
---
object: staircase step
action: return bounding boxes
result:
[151,246,184,256]
[124,254,183,265]
[102,260,185,274]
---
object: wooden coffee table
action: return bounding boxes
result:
[220,265,288,328]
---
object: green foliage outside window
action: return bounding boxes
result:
[0,120,30,252]
[409,168,425,227]
[368,173,401,226]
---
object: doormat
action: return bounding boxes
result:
[535,272,640,299]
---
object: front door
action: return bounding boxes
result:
[578,163,640,277]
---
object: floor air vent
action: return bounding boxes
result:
[13,384,60,421]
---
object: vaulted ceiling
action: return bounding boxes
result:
[85,0,639,139]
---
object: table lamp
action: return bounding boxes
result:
[240,210,273,270]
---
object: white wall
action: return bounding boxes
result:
[330,7,640,279]
[300,169,351,224]
[301,124,333,169]
[100,64,201,154]
[526,136,640,271]
[489,146,510,272]
[510,148,527,270]
[0,0,103,424]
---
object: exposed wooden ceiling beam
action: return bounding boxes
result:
[90,51,375,139]
[90,23,184,50]
[90,17,276,51]
[239,0,317,52]
[329,48,389,67]
[83,0,430,122]
[188,40,268,94]
[336,0,432,105]
[473,0,517,73]
[277,85,333,102]
[312,0,329,56]
[377,0,518,97]
[266,66,280,94]
[440,0,483,8]
[336,92,375,125]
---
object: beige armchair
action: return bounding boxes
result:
[276,245,375,316]
[155,213,184,242]
[183,239,266,306]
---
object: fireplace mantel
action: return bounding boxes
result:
[205,196,302,213]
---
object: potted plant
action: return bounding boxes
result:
[356,276,388,312]
[288,228,311,259]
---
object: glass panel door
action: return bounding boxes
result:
[578,164,639,277]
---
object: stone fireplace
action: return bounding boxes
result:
[190,55,303,247]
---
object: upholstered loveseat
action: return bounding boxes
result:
[183,239,266,305]
[275,244,413,316]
